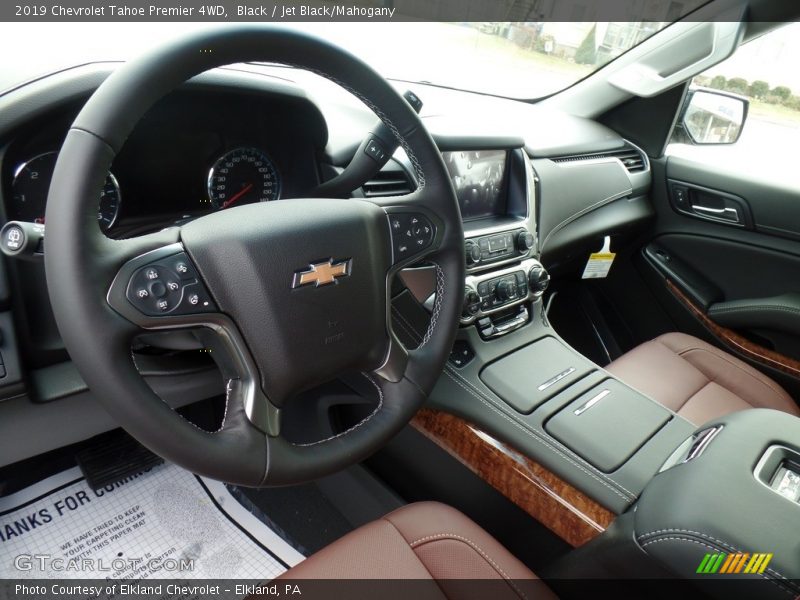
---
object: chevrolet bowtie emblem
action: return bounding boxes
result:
[292,259,352,288]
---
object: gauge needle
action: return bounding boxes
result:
[221,183,254,209]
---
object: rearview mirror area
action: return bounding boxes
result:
[681,88,749,144]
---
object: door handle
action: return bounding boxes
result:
[691,204,740,223]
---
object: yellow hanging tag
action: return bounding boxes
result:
[581,236,615,279]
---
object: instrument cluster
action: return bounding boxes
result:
[2,88,327,237]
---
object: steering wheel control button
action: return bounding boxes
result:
[4,226,24,252]
[0,221,45,259]
[172,283,216,315]
[364,138,387,162]
[390,212,435,262]
[125,252,217,317]
[149,281,167,298]
[173,259,196,280]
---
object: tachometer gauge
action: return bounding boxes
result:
[11,151,121,231]
[98,173,122,231]
[207,147,280,210]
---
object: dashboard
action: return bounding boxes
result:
[2,88,327,239]
[0,62,651,467]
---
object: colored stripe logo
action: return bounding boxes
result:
[696,552,773,574]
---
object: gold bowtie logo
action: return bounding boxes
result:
[292,259,352,288]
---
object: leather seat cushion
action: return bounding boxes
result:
[605,332,799,425]
[275,501,556,599]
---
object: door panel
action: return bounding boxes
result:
[667,153,800,241]
[638,154,800,399]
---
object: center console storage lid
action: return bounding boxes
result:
[479,336,593,413]
[546,379,671,472]
[635,409,800,596]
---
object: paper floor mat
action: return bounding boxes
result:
[0,463,304,581]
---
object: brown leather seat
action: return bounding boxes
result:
[276,501,556,599]
[606,332,800,425]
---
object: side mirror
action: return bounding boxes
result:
[680,88,749,145]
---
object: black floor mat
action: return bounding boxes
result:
[231,483,354,556]
[231,464,404,556]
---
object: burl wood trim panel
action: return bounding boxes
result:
[667,280,800,378]
[411,407,615,547]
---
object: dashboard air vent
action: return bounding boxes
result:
[361,169,413,198]
[551,144,647,173]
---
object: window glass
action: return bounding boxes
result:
[670,23,800,174]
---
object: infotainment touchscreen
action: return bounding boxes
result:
[443,150,507,221]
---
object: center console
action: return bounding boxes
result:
[402,143,694,516]
[438,146,548,339]
[630,409,800,595]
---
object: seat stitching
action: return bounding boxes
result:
[409,533,530,600]
[638,339,711,408]
[637,528,794,583]
[675,344,788,402]
[380,519,447,598]
[675,380,715,414]
[638,536,797,596]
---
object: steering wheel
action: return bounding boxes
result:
[43,27,464,486]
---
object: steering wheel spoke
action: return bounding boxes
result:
[106,237,284,436]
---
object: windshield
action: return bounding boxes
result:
[287,22,674,98]
[1,21,673,99]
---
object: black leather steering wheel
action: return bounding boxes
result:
[44,27,464,486]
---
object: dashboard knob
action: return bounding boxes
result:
[528,265,551,295]
[516,231,535,253]
[463,288,480,316]
[465,241,481,266]
[495,279,518,301]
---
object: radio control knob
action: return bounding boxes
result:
[516,231,534,253]
[528,265,551,295]
[496,279,518,301]
[465,241,481,266]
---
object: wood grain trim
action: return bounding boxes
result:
[666,280,800,378]
[411,407,615,548]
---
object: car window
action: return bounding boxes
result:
[668,23,800,176]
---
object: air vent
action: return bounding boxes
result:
[551,144,647,173]
[361,169,413,197]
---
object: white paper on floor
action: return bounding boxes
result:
[0,462,304,580]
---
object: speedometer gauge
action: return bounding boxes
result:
[11,151,121,232]
[207,147,281,210]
